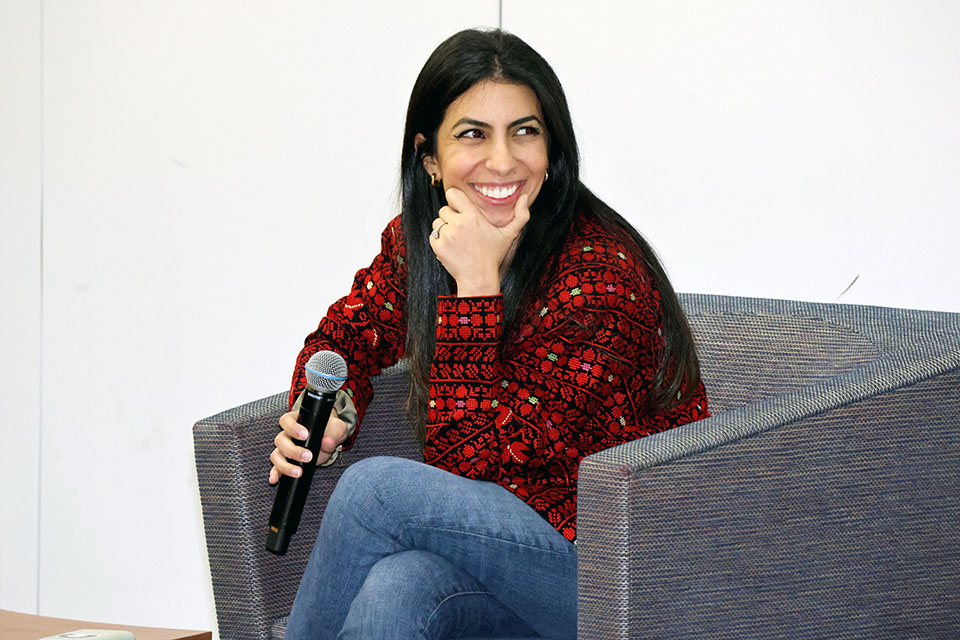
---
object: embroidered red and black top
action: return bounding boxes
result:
[289,211,709,542]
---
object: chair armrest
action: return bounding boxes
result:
[577,343,960,639]
[193,392,289,640]
[193,362,419,640]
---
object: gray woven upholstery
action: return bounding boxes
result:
[194,294,960,639]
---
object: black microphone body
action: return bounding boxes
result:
[267,351,347,555]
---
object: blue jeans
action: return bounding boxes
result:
[284,456,577,639]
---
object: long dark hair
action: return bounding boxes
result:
[401,29,700,446]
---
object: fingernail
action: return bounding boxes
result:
[301,451,312,462]
[298,429,308,439]
[292,467,302,477]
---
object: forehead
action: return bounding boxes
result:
[442,80,543,124]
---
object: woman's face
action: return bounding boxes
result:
[421,80,549,228]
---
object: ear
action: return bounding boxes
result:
[415,133,439,179]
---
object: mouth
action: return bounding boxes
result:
[472,181,524,204]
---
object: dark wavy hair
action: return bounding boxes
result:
[401,28,700,446]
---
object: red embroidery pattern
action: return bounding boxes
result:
[290,213,709,541]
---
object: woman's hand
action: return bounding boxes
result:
[268,409,350,484]
[429,188,531,297]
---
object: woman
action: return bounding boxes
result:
[270,28,709,639]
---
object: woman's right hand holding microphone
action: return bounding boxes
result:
[269,409,351,484]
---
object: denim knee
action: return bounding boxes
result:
[356,549,468,605]
[339,550,491,640]
[332,456,416,500]
[324,456,420,527]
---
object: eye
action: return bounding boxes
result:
[455,129,484,139]
[515,125,541,137]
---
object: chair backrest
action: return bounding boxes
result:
[682,298,883,414]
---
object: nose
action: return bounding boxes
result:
[485,135,518,175]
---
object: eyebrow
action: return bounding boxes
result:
[452,115,545,129]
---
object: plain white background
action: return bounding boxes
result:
[2,0,958,635]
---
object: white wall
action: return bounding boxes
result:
[510,1,960,311]
[5,0,499,633]
[2,0,958,635]
[0,0,42,615]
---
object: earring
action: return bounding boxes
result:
[430,174,441,188]
[544,170,549,182]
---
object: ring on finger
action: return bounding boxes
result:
[430,220,447,240]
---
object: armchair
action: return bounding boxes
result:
[194,294,960,639]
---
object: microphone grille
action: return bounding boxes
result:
[304,351,348,392]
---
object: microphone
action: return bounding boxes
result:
[266,350,348,555]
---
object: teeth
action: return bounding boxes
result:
[474,183,519,200]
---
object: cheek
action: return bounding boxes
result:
[437,149,478,183]
[521,144,549,173]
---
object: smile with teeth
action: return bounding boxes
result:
[473,182,520,200]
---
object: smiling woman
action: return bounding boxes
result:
[419,82,548,296]
[269,28,710,640]
[423,81,549,226]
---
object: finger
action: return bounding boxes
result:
[438,204,460,221]
[275,429,312,464]
[314,415,350,463]
[429,223,441,248]
[444,188,471,214]
[430,213,453,248]
[271,447,304,479]
[323,415,350,449]
[268,465,279,485]
[504,193,532,236]
[279,410,309,440]
[316,439,336,465]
